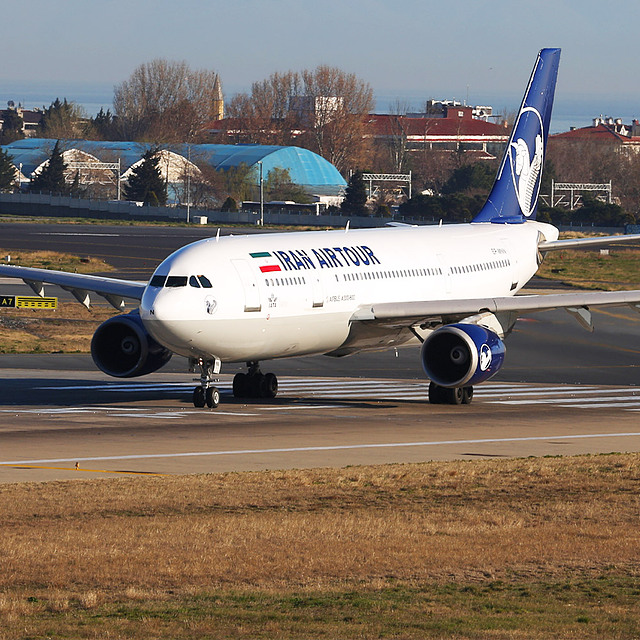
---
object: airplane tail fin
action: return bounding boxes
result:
[472,48,560,224]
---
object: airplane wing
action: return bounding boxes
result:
[0,264,146,310]
[539,233,640,251]
[352,289,640,333]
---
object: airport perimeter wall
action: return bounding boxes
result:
[0,193,395,228]
[0,194,630,234]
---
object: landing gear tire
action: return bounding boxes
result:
[445,387,464,405]
[233,373,248,398]
[260,372,278,398]
[193,386,206,408]
[206,386,220,408]
[429,382,474,405]
[428,381,446,404]
[233,365,278,400]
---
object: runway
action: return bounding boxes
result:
[2,366,640,482]
[1,221,640,482]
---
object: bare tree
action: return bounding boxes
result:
[228,66,374,174]
[113,59,222,143]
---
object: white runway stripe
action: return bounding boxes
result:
[4,432,640,467]
[27,377,640,414]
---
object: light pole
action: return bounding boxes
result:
[257,161,264,226]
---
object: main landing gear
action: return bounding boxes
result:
[192,358,220,409]
[428,381,473,405]
[233,362,278,399]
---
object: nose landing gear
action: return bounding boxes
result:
[192,358,221,408]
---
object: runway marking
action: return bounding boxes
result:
[3,432,640,467]
[0,406,259,419]
[19,379,640,415]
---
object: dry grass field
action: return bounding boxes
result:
[0,248,118,353]
[536,236,640,290]
[1,454,639,638]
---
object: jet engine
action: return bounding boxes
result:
[421,323,505,388]
[91,310,172,378]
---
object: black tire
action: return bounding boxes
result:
[260,372,278,398]
[206,386,220,408]
[445,387,464,405]
[429,381,445,404]
[462,386,474,405]
[249,373,264,398]
[233,373,248,398]
[193,386,205,408]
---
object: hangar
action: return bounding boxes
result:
[1,139,347,198]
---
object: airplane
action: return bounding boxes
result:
[2,47,640,409]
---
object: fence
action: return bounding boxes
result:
[0,193,409,228]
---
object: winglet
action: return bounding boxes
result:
[473,48,561,224]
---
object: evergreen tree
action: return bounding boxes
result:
[340,170,368,215]
[0,148,17,192]
[123,148,168,205]
[220,196,238,212]
[90,107,117,140]
[0,109,24,144]
[28,140,67,194]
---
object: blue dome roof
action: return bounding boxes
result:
[2,140,346,194]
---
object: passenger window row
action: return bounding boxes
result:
[264,276,307,287]
[451,259,510,275]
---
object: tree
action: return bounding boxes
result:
[265,167,311,203]
[38,98,87,139]
[123,148,167,206]
[220,196,238,212]
[0,148,17,192]
[113,59,222,142]
[441,162,497,195]
[340,171,368,215]
[0,109,24,144]
[28,140,67,194]
[228,66,374,174]
[88,108,118,140]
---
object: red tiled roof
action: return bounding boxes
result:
[551,123,640,144]
[365,114,508,139]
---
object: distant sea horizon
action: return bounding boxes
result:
[0,80,636,135]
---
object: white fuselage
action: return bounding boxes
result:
[139,221,558,363]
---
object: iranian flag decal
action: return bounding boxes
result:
[250,251,281,273]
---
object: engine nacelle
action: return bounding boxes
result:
[421,323,505,388]
[91,310,172,378]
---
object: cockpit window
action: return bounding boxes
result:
[149,275,166,287]
[165,276,188,288]
[189,275,200,288]
[197,275,213,288]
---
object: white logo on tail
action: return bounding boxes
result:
[509,106,544,217]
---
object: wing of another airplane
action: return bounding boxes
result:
[352,289,640,333]
[538,234,640,251]
[0,264,145,310]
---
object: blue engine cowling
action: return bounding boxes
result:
[91,309,172,378]
[421,323,505,388]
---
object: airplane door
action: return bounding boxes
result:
[231,259,262,312]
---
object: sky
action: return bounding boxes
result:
[1,0,638,126]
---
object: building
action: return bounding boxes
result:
[366,107,509,158]
[1,139,346,200]
[551,117,640,153]
[0,104,43,138]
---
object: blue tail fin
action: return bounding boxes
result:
[472,48,561,224]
